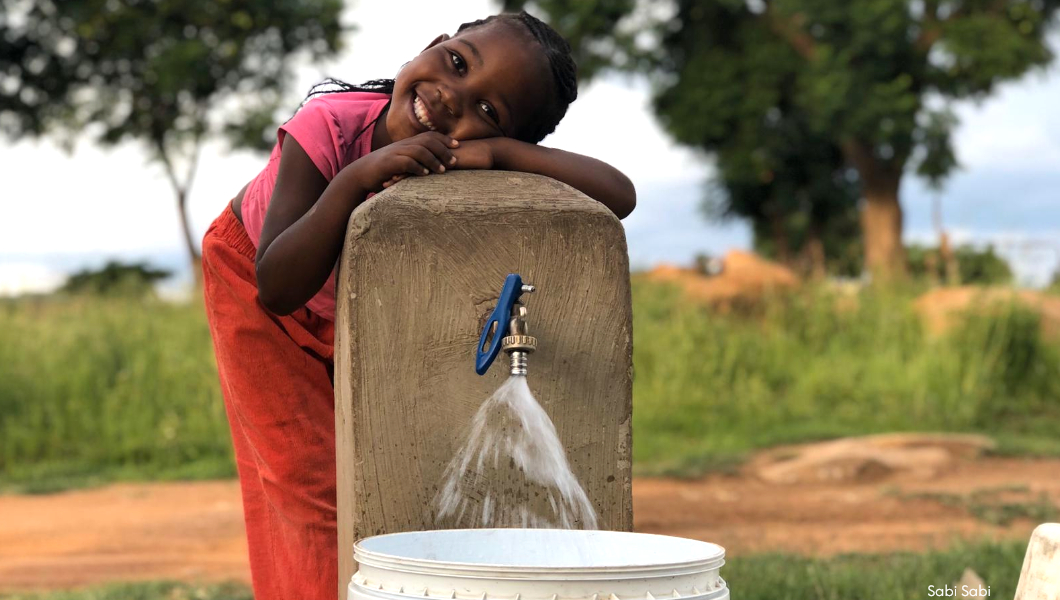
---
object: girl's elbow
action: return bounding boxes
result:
[255,259,296,316]
[622,189,637,219]
[614,177,637,219]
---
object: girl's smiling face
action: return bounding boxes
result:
[384,24,552,144]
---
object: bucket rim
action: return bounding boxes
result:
[354,529,726,576]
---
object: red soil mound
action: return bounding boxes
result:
[914,287,1060,339]
[646,251,799,308]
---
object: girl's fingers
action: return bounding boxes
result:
[382,174,407,188]
[399,155,432,176]
[419,131,459,150]
[403,145,446,174]
[420,137,458,167]
[421,145,450,172]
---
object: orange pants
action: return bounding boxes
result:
[202,203,338,600]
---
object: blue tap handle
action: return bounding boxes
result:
[475,274,525,375]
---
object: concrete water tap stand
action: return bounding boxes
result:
[334,172,634,599]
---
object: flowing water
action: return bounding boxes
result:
[435,376,598,530]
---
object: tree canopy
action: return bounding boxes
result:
[60,260,172,296]
[1,0,345,279]
[509,0,1059,278]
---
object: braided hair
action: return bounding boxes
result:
[301,11,577,144]
[456,12,577,143]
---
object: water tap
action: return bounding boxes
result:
[475,274,538,376]
[502,305,537,376]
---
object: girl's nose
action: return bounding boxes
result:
[437,85,460,118]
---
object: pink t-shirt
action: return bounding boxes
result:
[241,92,390,321]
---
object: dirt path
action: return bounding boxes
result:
[2,456,1057,592]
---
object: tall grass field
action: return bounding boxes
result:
[0,296,231,491]
[632,279,1060,475]
[1,280,1058,490]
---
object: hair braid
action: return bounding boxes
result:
[302,77,395,103]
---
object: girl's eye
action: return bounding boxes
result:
[449,51,466,73]
[479,101,499,124]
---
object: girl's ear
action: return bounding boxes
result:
[423,33,451,52]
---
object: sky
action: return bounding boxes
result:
[1,1,1058,295]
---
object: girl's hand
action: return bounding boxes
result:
[381,138,499,188]
[353,131,459,192]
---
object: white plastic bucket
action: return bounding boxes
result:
[349,529,728,600]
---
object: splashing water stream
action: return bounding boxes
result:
[435,376,598,530]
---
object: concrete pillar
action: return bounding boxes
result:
[1015,523,1060,600]
[334,171,634,599]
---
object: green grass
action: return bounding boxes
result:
[631,280,1060,475]
[3,281,1060,490]
[882,484,1058,526]
[0,581,252,600]
[0,295,234,492]
[0,540,1030,600]
[723,539,1028,600]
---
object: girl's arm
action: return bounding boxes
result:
[256,132,458,315]
[255,138,367,316]
[456,138,637,219]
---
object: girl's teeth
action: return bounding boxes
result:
[414,96,436,131]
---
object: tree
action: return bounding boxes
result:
[60,260,171,296]
[907,243,1013,284]
[0,0,345,285]
[509,0,1059,280]
[703,108,861,277]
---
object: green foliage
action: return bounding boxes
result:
[907,243,1013,286]
[59,260,172,297]
[952,245,1014,284]
[0,0,346,271]
[501,0,642,79]
[512,0,1060,273]
[706,134,862,274]
[0,0,345,152]
[907,244,1014,284]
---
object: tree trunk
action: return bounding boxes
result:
[157,138,204,291]
[177,190,204,290]
[861,188,904,279]
[843,141,906,281]
[939,230,959,286]
[771,215,792,266]
[805,226,827,280]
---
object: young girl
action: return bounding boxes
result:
[201,11,635,600]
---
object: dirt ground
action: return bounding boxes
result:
[2,455,1058,592]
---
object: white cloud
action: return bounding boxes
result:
[952,70,1060,173]
[0,262,65,296]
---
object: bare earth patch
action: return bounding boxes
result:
[636,456,1058,557]
[3,452,1058,592]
